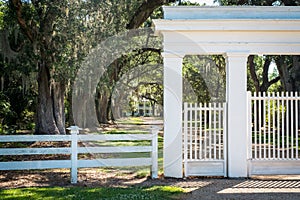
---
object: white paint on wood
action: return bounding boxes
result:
[248,92,300,176]
[163,53,183,178]
[185,161,225,177]
[151,127,159,179]
[0,126,159,183]
[78,134,153,141]
[78,146,152,154]
[154,6,300,178]
[0,135,71,142]
[70,126,78,184]
[0,160,71,170]
[0,148,71,155]
[226,53,249,178]
[248,92,300,161]
[249,160,300,176]
[163,6,300,20]
[183,102,227,177]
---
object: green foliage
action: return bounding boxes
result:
[0,186,186,200]
[19,109,35,130]
[183,55,226,103]
[0,92,15,134]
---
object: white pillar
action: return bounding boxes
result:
[225,52,249,177]
[163,53,183,178]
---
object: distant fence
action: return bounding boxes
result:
[0,126,159,183]
[248,92,300,175]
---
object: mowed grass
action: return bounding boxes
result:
[0,117,174,199]
[0,186,186,200]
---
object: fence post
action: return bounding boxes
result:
[67,126,81,184]
[150,126,159,179]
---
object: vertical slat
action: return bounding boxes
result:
[204,103,207,159]
[254,92,257,159]
[291,92,294,159]
[286,92,290,159]
[189,103,193,160]
[194,103,198,160]
[272,92,276,159]
[282,92,285,159]
[218,103,221,160]
[268,92,271,159]
[183,102,188,176]
[213,103,217,160]
[209,103,212,160]
[277,92,281,159]
[258,92,262,159]
[263,92,266,160]
[199,103,203,160]
[296,92,299,159]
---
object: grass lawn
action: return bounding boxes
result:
[0,186,186,200]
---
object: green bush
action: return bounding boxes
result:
[0,92,15,134]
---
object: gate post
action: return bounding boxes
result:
[162,53,183,178]
[225,52,249,177]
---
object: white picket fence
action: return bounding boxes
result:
[183,102,227,177]
[248,92,300,175]
[0,126,159,183]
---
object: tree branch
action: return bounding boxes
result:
[10,0,34,43]
[126,0,176,29]
[132,47,161,55]
[261,56,271,89]
[248,55,260,92]
[268,76,281,86]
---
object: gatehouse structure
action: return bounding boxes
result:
[153,6,300,178]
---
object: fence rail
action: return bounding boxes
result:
[248,92,300,161]
[0,126,159,184]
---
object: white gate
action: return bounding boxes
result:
[183,102,227,177]
[248,92,300,176]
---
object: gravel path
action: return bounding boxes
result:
[179,177,300,200]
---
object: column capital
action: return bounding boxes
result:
[162,52,184,59]
[224,51,250,59]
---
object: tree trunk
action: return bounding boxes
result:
[66,88,75,127]
[35,62,65,134]
[96,88,110,124]
[291,56,300,92]
[275,55,300,130]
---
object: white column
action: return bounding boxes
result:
[225,52,249,177]
[163,53,183,178]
